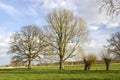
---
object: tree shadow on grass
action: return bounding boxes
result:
[0,69,120,74]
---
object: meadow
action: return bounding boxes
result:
[0,63,120,80]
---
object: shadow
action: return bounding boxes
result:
[0,69,120,74]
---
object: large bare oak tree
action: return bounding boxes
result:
[8,25,45,69]
[44,9,88,70]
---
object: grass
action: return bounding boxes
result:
[0,63,120,80]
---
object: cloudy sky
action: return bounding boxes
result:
[0,0,120,65]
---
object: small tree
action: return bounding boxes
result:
[8,25,45,69]
[83,54,97,70]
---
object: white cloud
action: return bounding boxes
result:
[84,40,103,58]
[27,0,108,25]
[0,2,19,16]
[88,40,97,47]
[84,40,102,48]
[0,33,10,50]
[40,0,120,29]
[0,28,11,65]
[11,0,120,29]
[106,22,119,28]
[105,14,120,28]
[106,21,120,29]
[89,25,99,31]
[41,0,76,10]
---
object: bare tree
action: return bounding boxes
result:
[44,9,88,70]
[106,32,120,58]
[83,54,97,70]
[99,0,120,17]
[8,25,45,69]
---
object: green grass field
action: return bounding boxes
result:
[0,63,120,80]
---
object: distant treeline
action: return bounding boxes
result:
[36,59,120,66]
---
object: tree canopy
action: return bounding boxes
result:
[8,25,45,69]
[44,9,88,70]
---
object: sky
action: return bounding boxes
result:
[0,0,120,65]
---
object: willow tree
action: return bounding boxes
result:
[8,25,45,69]
[83,54,97,70]
[45,9,88,70]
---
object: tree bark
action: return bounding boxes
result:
[84,59,91,70]
[84,64,87,71]
[104,58,111,71]
[83,59,87,71]
[88,64,91,70]
[84,59,88,71]
[28,59,31,69]
[59,56,64,70]
[106,63,110,70]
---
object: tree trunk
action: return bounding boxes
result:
[59,56,64,70]
[104,58,111,71]
[88,64,91,70]
[83,59,88,71]
[106,63,110,70]
[28,59,31,69]
[84,64,87,71]
[84,60,91,71]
